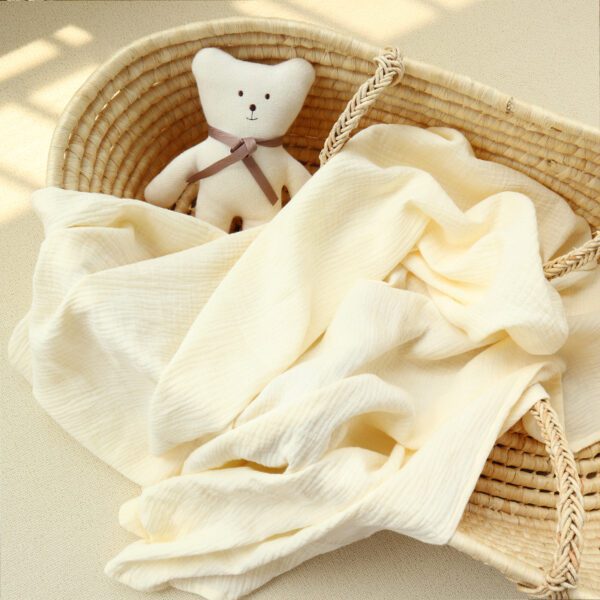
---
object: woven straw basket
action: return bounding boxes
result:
[46,17,599,599]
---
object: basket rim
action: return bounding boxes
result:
[46,16,600,188]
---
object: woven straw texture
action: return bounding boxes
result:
[45,17,599,599]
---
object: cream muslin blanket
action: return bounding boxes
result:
[9,125,600,600]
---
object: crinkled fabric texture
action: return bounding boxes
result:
[9,125,600,600]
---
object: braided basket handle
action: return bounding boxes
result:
[319,48,405,166]
[517,398,584,598]
[319,51,599,598]
[543,231,600,280]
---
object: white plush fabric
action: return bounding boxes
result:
[9,125,600,600]
[144,48,315,231]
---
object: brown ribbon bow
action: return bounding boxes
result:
[186,126,284,205]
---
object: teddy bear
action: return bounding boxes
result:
[144,48,316,233]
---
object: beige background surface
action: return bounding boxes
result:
[1,2,598,599]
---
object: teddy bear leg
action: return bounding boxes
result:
[195,200,243,234]
[228,216,244,233]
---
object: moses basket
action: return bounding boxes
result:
[46,17,599,599]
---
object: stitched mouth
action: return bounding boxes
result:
[246,116,258,121]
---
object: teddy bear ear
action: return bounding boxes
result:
[278,58,316,90]
[191,48,234,80]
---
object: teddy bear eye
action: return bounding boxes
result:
[238,90,243,97]
[265,93,270,100]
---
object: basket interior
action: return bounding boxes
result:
[50,19,599,227]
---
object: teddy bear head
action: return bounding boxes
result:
[192,48,315,140]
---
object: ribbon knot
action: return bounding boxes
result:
[232,137,258,157]
[186,126,284,206]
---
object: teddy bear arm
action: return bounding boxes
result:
[284,154,312,198]
[144,145,199,208]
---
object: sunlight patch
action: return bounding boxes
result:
[0,40,58,84]
[53,25,94,47]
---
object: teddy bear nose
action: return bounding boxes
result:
[249,104,256,112]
